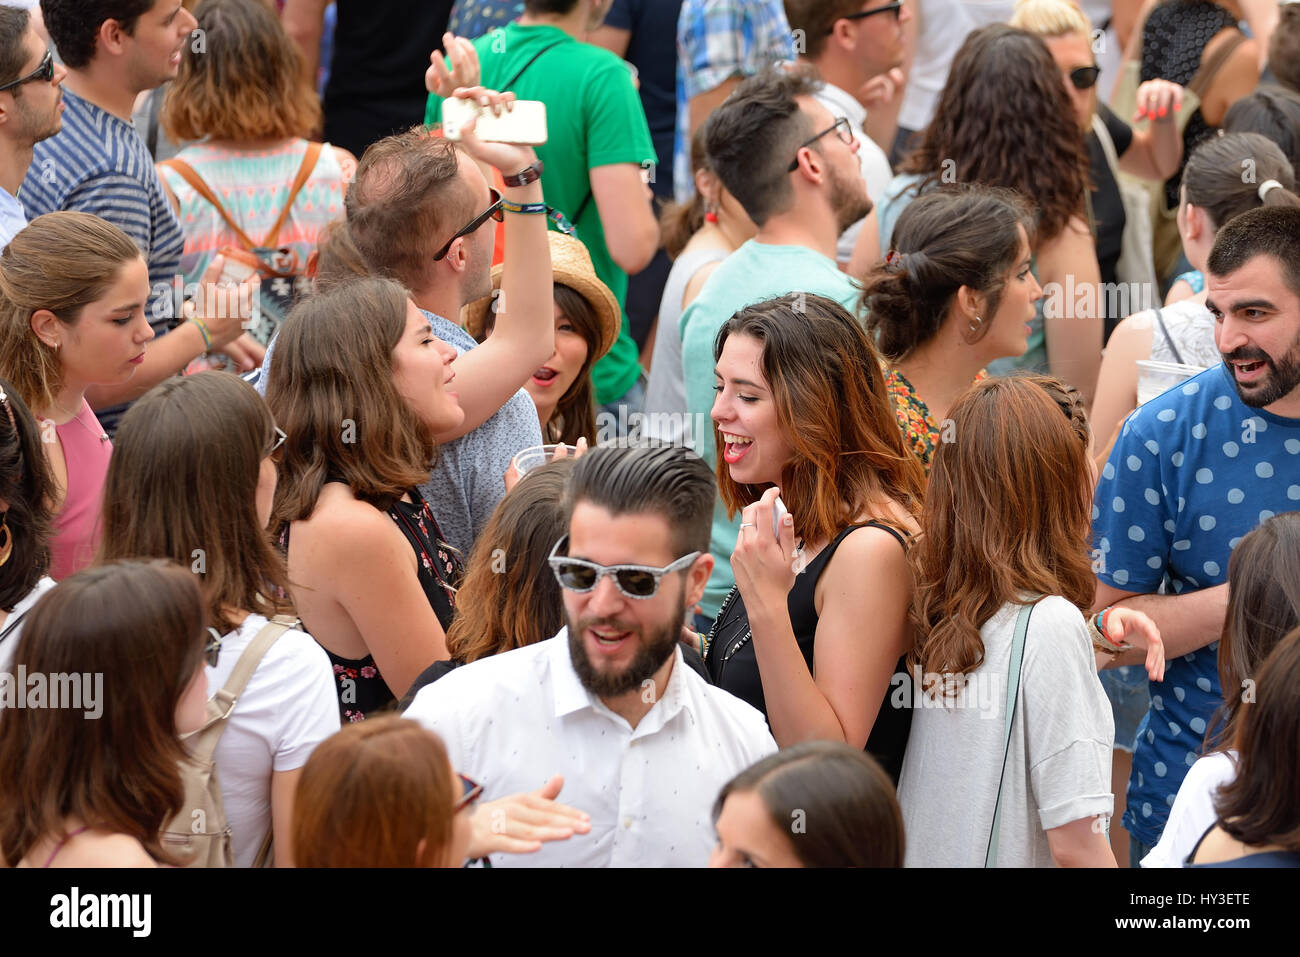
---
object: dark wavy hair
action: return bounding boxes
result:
[899,24,1088,243]
[713,294,925,549]
[863,185,1034,360]
[1224,86,1300,174]
[0,376,53,610]
[1211,626,1300,854]
[41,0,155,69]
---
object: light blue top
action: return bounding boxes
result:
[0,186,26,250]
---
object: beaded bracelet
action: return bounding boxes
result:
[187,316,212,352]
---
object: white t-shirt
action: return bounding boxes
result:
[0,577,57,680]
[1141,750,1236,868]
[206,613,339,867]
[898,0,975,132]
[898,595,1115,867]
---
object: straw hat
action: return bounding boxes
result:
[461,231,621,359]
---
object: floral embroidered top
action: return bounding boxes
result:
[282,488,463,723]
[885,367,986,473]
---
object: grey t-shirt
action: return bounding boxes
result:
[252,308,541,556]
[897,595,1114,867]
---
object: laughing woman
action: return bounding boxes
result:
[705,294,926,780]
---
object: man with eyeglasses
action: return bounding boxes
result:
[405,445,777,867]
[0,6,65,247]
[785,0,909,274]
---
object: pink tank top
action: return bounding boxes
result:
[48,400,112,580]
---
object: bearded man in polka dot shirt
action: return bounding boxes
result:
[1092,206,1300,866]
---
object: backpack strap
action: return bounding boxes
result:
[985,598,1038,868]
[159,143,324,253]
[501,40,566,91]
[1187,30,1247,99]
[159,157,259,251]
[1152,307,1185,365]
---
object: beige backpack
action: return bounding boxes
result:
[160,615,297,868]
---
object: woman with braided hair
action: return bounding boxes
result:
[861,185,1041,473]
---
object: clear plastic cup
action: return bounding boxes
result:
[1136,358,1205,406]
[512,444,577,478]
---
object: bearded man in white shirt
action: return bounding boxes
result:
[405,445,777,867]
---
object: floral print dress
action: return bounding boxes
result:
[885,367,986,474]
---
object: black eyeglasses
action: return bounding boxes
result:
[454,773,484,813]
[1069,65,1101,91]
[547,535,702,600]
[0,50,54,93]
[787,116,854,172]
[830,1,904,30]
[432,187,504,262]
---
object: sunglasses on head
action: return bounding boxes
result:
[454,772,483,813]
[432,188,504,262]
[831,1,904,30]
[1069,65,1101,91]
[265,425,286,458]
[0,50,54,93]
[547,535,702,600]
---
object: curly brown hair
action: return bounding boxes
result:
[899,24,1089,243]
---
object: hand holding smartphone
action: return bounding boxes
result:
[442,97,548,145]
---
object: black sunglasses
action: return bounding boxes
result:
[432,187,504,262]
[830,1,904,30]
[454,773,484,813]
[787,116,854,172]
[1069,65,1101,91]
[0,50,54,93]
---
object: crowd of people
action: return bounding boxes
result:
[0,0,1299,870]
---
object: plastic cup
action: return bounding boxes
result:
[512,444,576,478]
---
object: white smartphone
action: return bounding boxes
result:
[772,496,788,538]
[442,98,548,145]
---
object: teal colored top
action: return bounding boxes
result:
[679,240,863,617]
[425,23,657,405]
[877,172,1048,376]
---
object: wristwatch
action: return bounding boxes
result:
[502,160,544,187]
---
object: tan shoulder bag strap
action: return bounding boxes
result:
[1188,31,1247,99]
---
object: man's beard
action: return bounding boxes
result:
[567,585,686,698]
[829,162,873,237]
[15,94,60,146]
[1222,332,1300,407]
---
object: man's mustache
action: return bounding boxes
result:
[1222,346,1272,364]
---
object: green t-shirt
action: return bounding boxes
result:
[426,23,657,405]
[680,240,863,618]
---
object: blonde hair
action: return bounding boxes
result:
[1009,0,1092,38]
[0,212,142,414]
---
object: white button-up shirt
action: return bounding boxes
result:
[404,631,778,868]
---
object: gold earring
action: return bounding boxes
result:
[0,515,12,569]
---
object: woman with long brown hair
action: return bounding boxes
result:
[99,372,338,867]
[899,375,1163,867]
[1144,511,1300,867]
[0,560,210,867]
[705,294,924,779]
[880,24,1104,406]
[267,278,465,722]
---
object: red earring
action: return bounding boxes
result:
[704,207,719,224]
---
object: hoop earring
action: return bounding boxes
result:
[0,515,11,569]
[968,314,983,334]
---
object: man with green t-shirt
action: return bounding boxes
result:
[680,68,872,624]
[426,0,660,418]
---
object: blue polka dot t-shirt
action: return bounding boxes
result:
[1092,362,1300,847]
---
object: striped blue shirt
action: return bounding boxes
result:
[21,88,183,334]
[21,88,185,434]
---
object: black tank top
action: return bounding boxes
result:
[704,521,914,782]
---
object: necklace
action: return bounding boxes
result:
[46,398,109,443]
